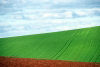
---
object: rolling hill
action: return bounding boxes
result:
[0,26,100,62]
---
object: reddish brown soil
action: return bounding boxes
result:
[0,56,99,67]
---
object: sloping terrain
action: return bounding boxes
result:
[0,26,100,62]
[0,57,99,67]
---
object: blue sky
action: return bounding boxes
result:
[0,0,100,38]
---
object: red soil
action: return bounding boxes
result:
[0,56,99,67]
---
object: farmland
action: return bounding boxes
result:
[0,26,100,62]
[0,56,99,67]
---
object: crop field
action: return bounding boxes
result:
[0,26,100,62]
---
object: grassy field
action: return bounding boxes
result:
[0,26,100,62]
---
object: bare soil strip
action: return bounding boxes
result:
[0,56,99,67]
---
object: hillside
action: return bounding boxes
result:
[0,26,100,62]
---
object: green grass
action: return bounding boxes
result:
[0,26,100,62]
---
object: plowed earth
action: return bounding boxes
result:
[0,57,99,67]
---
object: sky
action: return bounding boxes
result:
[0,0,100,38]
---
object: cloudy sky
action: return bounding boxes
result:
[0,0,100,38]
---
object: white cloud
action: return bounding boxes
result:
[52,0,77,4]
[75,10,87,16]
[0,8,100,38]
[1,0,8,4]
[55,26,70,30]
[64,11,73,18]
[43,13,56,17]
[42,13,61,19]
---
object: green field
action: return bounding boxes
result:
[0,26,100,62]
